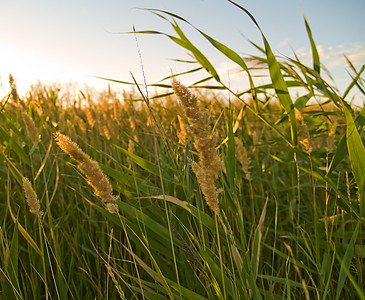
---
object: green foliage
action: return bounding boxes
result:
[0,2,364,299]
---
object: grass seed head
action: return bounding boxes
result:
[22,177,42,216]
[54,132,89,163]
[295,109,312,154]
[55,132,117,205]
[78,160,117,203]
[22,112,40,145]
[9,74,19,102]
[235,137,252,181]
[85,108,96,128]
[172,79,221,214]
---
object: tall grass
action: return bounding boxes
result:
[1,2,364,299]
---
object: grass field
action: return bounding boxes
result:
[1,3,364,299]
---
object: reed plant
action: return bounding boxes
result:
[0,2,364,299]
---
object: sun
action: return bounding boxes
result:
[0,42,76,98]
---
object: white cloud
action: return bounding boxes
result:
[297,44,365,69]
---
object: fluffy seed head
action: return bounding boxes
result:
[172,79,221,214]
[22,112,40,145]
[54,132,89,163]
[9,74,19,102]
[85,108,96,128]
[295,109,312,154]
[105,203,119,214]
[235,137,252,181]
[23,177,41,216]
[78,160,117,203]
[55,132,117,206]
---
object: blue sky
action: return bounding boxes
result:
[1,0,364,104]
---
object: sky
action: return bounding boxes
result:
[1,0,364,105]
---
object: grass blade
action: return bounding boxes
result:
[335,223,360,300]
[343,103,365,213]
[304,16,320,74]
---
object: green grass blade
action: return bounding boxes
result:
[342,61,365,99]
[228,0,297,145]
[294,91,314,111]
[193,28,258,108]
[262,36,297,145]
[251,197,268,281]
[343,103,365,212]
[169,22,220,82]
[4,221,20,300]
[225,104,236,196]
[328,105,365,175]
[304,16,320,74]
[335,223,360,300]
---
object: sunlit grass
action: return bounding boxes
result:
[1,2,364,299]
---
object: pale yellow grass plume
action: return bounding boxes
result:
[31,101,43,118]
[127,139,135,167]
[113,98,122,121]
[76,115,86,133]
[177,115,187,145]
[66,119,77,140]
[102,125,111,140]
[235,137,252,181]
[102,97,109,117]
[54,132,118,211]
[295,109,312,155]
[22,177,42,216]
[22,112,40,145]
[85,108,96,128]
[172,79,221,214]
[9,74,19,103]
[326,121,337,151]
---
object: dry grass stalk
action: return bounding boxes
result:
[21,112,40,145]
[284,242,310,300]
[172,79,221,214]
[22,177,42,216]
[54,132,118,211]
[235,137,252,181]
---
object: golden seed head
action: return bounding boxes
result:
[85,108,96,128]
[327,123,337,151]
[235,137,252,181]
[78,160,117,203]
[55,132,117,205]
[54,132,89,163]
[177,115,187,145]
[9,74,19,102]
[173,79,221,214]
[22,177,41,216]
[22,112,40,145]
[191,162,220,213]
[172,78,197,108]
[113,98,122,120]
[103,125,111,140]
[105,203,119,214]
[295,109,312,154]
[76,115,86,133]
